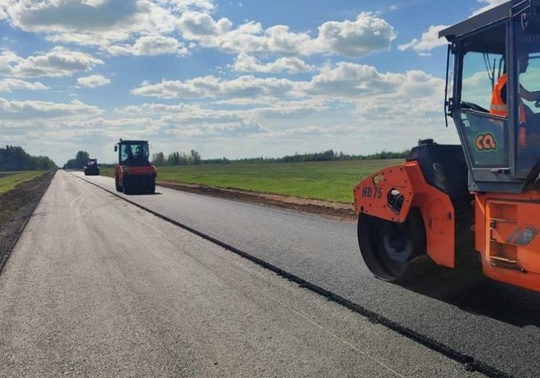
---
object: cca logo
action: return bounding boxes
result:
[475,133,497,151]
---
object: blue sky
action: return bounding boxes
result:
[0,0,506,165]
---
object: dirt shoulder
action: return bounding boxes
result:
[157,181,357,222]
[0,170,56,274]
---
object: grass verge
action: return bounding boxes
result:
[102,160,401,203]
[0,171,51,195]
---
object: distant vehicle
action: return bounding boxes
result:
[114,139,157,194]
[84,159,100,176]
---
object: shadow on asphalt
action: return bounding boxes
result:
[123,192,162,196]
[395,264,540,328]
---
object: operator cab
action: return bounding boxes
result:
[114,140,151,166]
[440,0,540,193]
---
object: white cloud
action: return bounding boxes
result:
[0,98,101,120]
[0,6,8,21]
[114,102,268,139]
[131,75,301,99]
[157,0,215,12]
[103,35,189,56]
[309,63,381,94]
[471,0,508,16]
[6,47,104,78]
[131,62,444,117]
[178,11,233,40]
[0,49,23,75]
[397,25,448,53]
[232,53,314,74]
[306,63,444,108]
[163,121,267,138]
[2,2,396,60]
[1,0,208,55]
[77,74,111,88]
[7,0,144,33]
[400,0,508,55]
[118,103,242,120]
[133,35,184,55]
[81,0,109,6]
[178,11,395,58]
[0,78,49,92]
[313,13,397,57]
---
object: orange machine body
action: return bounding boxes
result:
[115,165,157,188]
[474,192,540,292]
[354,161,456,269]
[354,160,540,293]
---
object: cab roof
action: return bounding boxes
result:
[118,139,149,144]
[439,1,511,42]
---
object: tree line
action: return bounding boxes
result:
[276,149,409,162]
[61,149,204,168]
[0,146,57,171]
[63,151,92,170]
[151,150,201,166]
[61,147,410,169]
[0,145,408,173]
[150,149,409,166]
[201,149,410,165]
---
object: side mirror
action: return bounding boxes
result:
[114,145,118,152]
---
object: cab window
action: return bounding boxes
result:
[459,50,508,167]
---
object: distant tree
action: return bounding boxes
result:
[203,157,230,164]
[149,147,408,167]
[366,149,409,160]
[75,150,90,168]
[63,159,78,170]
[63,150,90,169]
[151,152,166,166]
[167,151,180,165]
[179,152,189,165]
[33,156,56,170]
[190,150,201,165]
[165,151,195,165]
[0,145,57,171]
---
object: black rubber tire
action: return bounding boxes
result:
[358,208,431,283]
[115,176,123,192]
[123,179,131,195]
[148,180,155,194]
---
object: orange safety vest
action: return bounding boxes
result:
[490,73,527,146]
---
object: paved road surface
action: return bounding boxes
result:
[0,171,484,377]
[79,171,540,377]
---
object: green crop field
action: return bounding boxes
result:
[102,159,402,203]
[0,171,48,195]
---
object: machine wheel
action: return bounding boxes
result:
[123,179,131,194]
[148,180,155,194]
[358,208,429,283]
[115,176,123,192]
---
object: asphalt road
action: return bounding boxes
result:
[78,171,540,378]
[0,170,532,376]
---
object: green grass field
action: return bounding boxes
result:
[0,171,49,195]
[102,159,402,203]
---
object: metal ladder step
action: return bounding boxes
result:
[490,256,522,270]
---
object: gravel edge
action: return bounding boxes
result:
[0,170,56,275]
